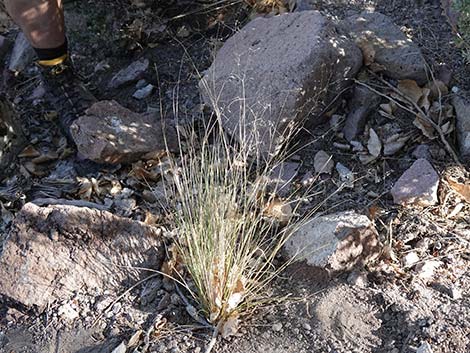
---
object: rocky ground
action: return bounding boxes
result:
[0,0,469,353]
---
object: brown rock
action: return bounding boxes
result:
[391,158,439,206]
[0,203,163,308]
[70,100,178,164]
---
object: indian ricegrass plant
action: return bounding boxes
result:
[162,113,324,347]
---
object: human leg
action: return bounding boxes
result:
[4,0,66,51]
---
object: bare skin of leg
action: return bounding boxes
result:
[4,0,65,49]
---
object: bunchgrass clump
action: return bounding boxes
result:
[162,116,322,348]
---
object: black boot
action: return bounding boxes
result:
[39,58,109,176]
[39,57,97,142]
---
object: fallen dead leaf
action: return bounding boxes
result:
[264,197,293,225]
[397,79,423,105]
[448,179,470,203]
[413,114,435,139]
[23,161,47,177]
[18,145,40,158]
[380,102,396,115]
[227,278,245,311]
[379,102,397,119]
[418,87,431,112]
[383,134,410,156]
[359,154,377,164]
[441,121,454,135]
[367,128,382,157]
[32,150,59,164]
[425,79,449,100]
[448,203,464,218]
[127,329,142,347]
[313,150,334,175]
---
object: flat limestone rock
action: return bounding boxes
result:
[70,100,178,164]
[200,10,362,155]
[340,12,428,84]
[391,158,439,206]
[284,211,381,271]
[0,203,163,308]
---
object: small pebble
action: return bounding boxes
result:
[417,341,433,353]
[402,252,420,267]
[333,142,351,150]
[57,303,79,321]
[111,342,126,353]
[450,287,462,300]
[271,323,283,332]
[133,84,154,100]
[347,271,368,288]
[415,260,442,280]
[302,322,312,331]
[136,79,147,89]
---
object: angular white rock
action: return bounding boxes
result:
[284,211,381,271]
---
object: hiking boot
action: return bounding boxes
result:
[39,57,97,142]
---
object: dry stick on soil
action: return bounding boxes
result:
[169,0,242,20]
[354,75,461,165]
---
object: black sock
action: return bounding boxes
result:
[34,39,68,66]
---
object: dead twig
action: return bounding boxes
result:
[204,320,223,353]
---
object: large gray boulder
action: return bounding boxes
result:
[200,11,362,155]
[0,202,163,308]
[339,12,428,84]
